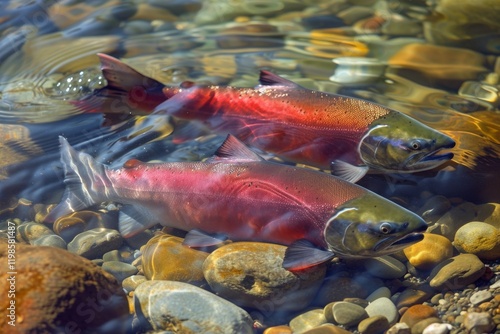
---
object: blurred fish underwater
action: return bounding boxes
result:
[1,0,500,333]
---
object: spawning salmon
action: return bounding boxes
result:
[44,135,427,271]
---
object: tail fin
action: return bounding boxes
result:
[72,53,168,115]
[44,137,109,223]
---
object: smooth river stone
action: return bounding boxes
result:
[101,261,138,282]
[358,315,390,334]
[403,233,453,271]
[68,228,123,259]
[141,234,208,285]
[16,221,54,243]
[463,312,495,334]
[453,222,500,260]
[203,242,326,312]
[134,280,253,333]
[428,254,485,290]
[431,202,477,240]
[0,241,129,332]
[400,304,438,328]
[122,275,147,293]
[331,301,368,326]
[289,309,327,334]
[365,297,398,325]
[476,202,500,228]
[388,44,488,89]
[362,255,406,279]
[32,234,67,249]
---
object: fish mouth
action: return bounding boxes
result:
[374,232,424,253]
[421,149,454,163]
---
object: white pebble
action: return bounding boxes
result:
[422,323,452,334]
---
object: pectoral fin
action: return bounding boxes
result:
[118,205,159,237]
[183,229,228,248]
[283,240,335,271]
[330,160,369,183]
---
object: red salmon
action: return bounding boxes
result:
[45,135,427,271]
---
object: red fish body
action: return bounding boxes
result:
[45,135,427,270]
[79,54,455,182]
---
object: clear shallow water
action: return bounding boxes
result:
[0,0,499,332]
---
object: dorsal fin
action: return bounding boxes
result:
[209,135,263,162]
[259,70,300,88]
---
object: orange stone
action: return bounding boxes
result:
[141,233,209,285]
[400,304,438,328]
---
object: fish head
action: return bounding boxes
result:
[324,193,427,257]
[359,111,455,172]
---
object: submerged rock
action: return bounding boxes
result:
[68,228,123,259]
[453,221,500,260]
[134,280,253,333]
[203,242,326,313]
[141,233,208,285]
[0,241,130,332]
[428,254,485,290]
[403,233,453,271]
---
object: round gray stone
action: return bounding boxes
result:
[463,312,495,334]
[331,301,368,326]
[365,297,398,325]
[32,234,67,249]
[134,280,254,333]
[470,290,493,305]
[366,287,391,303]
[68,228,123,259]
[102,261,138,282]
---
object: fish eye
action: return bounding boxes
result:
[410,140,422,150]
[380,222,392,234]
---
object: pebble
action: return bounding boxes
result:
[362,255,407,279]
[417,195,452,224]
[400,304,438,328]
[53,210,117,243]
[141,234,208,285]
[470,290,493,305]
[453,222,500,260]
[464,312,496,334]
[365,297,398,325]
[16,221,54,243]
[331,301,368,326]
[101,261,138,282]
[203,242,326,312]
[386,322,411,334]
[358,315,390,334]
[134,280,254,333]
[122,275,147,293]
[0,240,129,332]
[429,254,485,290]
[395,285,435,309]
[31,234,67,249]
[289,309,327,334]
[330,57,386,84]
[67,228,123,259]
[422,323,452,334]
[403,233,453,271]
[102,249,135,264]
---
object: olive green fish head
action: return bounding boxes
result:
[324,193,427,257]
[359,111,455,172]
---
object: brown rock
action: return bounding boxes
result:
[429,254,485,290]
[141,233,208,285]
[388,44,488,89]
[453,222,500,260]
[203,242,326,312]
[400,304,438,328]
[0,241,129,333]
